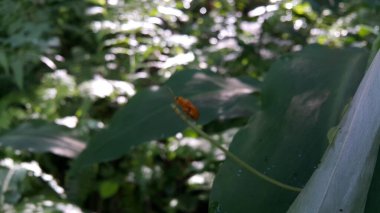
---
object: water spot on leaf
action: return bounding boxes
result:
[209,201,222,213]
[236,169,242,177]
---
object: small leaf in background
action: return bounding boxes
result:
[357,25,373,38]
[0,121,85,158]
[288,51,380,213]
[0,167,27,204]
[210,45,369,212]
[71,70,259,170]
[99,180,119,199]
[10,60,23,90]
[0,51,9,74]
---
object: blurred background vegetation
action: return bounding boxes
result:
[0,0,379,212]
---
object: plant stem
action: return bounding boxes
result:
[171,104,302,192]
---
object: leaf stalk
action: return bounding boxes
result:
[171,104,302,192]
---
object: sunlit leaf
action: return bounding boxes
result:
[357,25,373,38]
[99,180,119,199]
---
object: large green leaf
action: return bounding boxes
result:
[288,50,380,212]
[71,70,259,170]
[210,45,368,212]
[0,121,85,158]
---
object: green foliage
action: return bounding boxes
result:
[369,35,380,64]
[0,0,379,212]
[0,0,54,89]
[0,159,78,212]
[209,45,369,212]
[72,70,258,169]
[99,180,119,198]
[289,50,380,213]
[366,144,380,212]
[0,121,84,158]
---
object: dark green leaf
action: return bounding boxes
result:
[66,166,98,205]
[10,60,23,90]
[0,121,85,158]
[0,51,9,74]
[210,45,369,212]
[71,70,259,170]
[165,70,260,121]
[289,51,380,212]
[0,76,15,98]
[368,35,380,65]
[365,143,380,213]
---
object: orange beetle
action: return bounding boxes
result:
[175,96,200,120]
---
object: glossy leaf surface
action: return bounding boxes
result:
[72,70,259,169]
[288,50,380,212]
[0,121,85,158]
[210,45,369,212]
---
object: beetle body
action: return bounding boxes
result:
[175,96,200,120]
